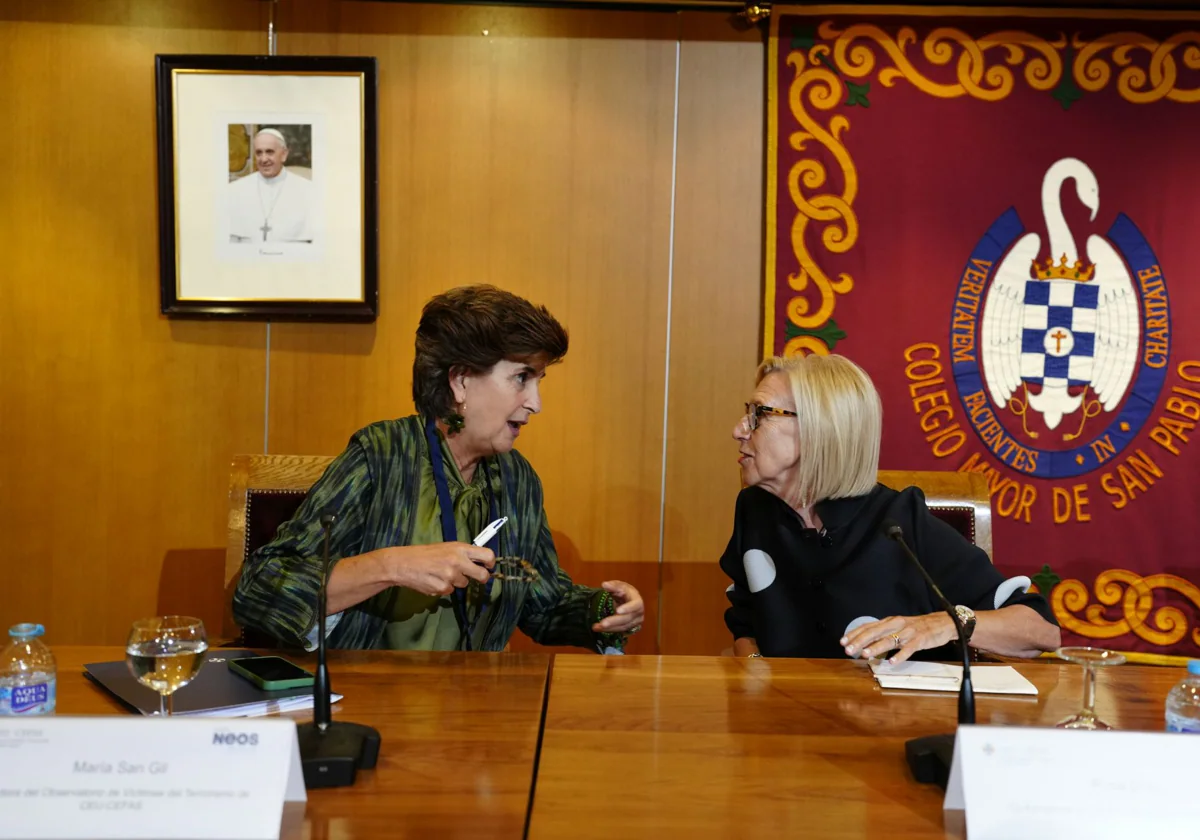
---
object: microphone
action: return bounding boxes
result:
[881,519,974,788]
[295,510,381,789]
[311,511,336,730]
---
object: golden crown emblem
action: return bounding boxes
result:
[1030,253,1096,282]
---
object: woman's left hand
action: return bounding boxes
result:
[841,612,957,663]
[592,581,645,635]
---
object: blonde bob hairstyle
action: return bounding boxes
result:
[756,353,882,506]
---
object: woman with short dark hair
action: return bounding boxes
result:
[234,285,644,652]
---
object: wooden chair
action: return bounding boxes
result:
[224,454,334,646]
[878,469,993,561]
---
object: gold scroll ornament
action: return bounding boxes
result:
[1048,569,1200,648]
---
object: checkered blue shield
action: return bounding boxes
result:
[1019,280,1100,389]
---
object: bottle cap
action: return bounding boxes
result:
[1188,659,1200,676]
[8,623,45,640]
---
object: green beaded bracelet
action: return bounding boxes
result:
[594,590,626,651]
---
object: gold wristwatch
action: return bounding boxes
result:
[954,605,977,642]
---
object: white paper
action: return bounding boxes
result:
[169,692,341,719]
[870,661,1038,695]
[0,717,306,840]
[946,725,1200,838]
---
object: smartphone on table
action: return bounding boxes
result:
[227,656,315,691]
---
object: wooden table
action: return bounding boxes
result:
[527,655,1182,839]
[56,647,551,840]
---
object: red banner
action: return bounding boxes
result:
[766,5,1200,661]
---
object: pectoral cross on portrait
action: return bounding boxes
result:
[259,220,272,242]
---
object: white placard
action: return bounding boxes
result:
[0,717,306,840]
[945,724,1199,838]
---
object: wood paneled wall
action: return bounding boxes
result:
[0,0,270,647]
[0,0,764,653]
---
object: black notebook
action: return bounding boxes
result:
[84,648,339,717]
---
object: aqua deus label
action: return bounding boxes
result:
[1,681,55,715]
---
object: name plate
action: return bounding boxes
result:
[0,717,306,840]
[945,724,1199,839]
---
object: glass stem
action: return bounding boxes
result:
[1082,664,1097,718]
[166,692,175,717]
[159,692,168,717]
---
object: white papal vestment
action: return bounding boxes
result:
[228,168,315,244]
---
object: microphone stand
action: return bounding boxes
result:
[884,524,974,788]
[295,512,381,789]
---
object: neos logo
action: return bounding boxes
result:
[212,731,259,746]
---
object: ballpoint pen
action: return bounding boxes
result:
[472,516,508,547]
[470,518,537,582]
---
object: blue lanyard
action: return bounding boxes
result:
[424,418,500,651]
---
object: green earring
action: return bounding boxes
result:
[445,404,465,434]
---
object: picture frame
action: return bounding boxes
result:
[154,54,378,321]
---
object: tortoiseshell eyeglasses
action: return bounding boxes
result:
[743,402,798,432]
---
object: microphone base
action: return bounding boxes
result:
[296,721,382,789]
[905,733,955,789]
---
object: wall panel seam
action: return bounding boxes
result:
[264,323,271,454]
[656,28,683,654]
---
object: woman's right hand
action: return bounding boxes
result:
[387,542,495,596]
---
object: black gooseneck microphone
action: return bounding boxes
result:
[881,519,974,788]
[295,511,381,789]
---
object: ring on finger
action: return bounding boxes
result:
[629,624,642,634]
[890,632,901,649]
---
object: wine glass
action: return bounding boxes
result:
[1056,646,1126,730]
[125,616,208,717]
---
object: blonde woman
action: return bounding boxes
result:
[721,354,1060,662]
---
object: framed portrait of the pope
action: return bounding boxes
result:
[155,55,378,321]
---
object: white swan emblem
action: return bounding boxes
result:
[981,158,1140,432]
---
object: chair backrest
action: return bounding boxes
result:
[225,454,335,594]
[877,470,992,560]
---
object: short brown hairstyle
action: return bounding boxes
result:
[413,285,569,421]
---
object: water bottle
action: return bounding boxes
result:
[1165,659,1200,733]
[0,623,57,716]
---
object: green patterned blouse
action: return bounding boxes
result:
[232,415,608,652]
[377,437,503,651]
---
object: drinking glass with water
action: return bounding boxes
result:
[125,616,208,716]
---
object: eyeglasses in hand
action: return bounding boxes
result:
[489,557,540,583]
